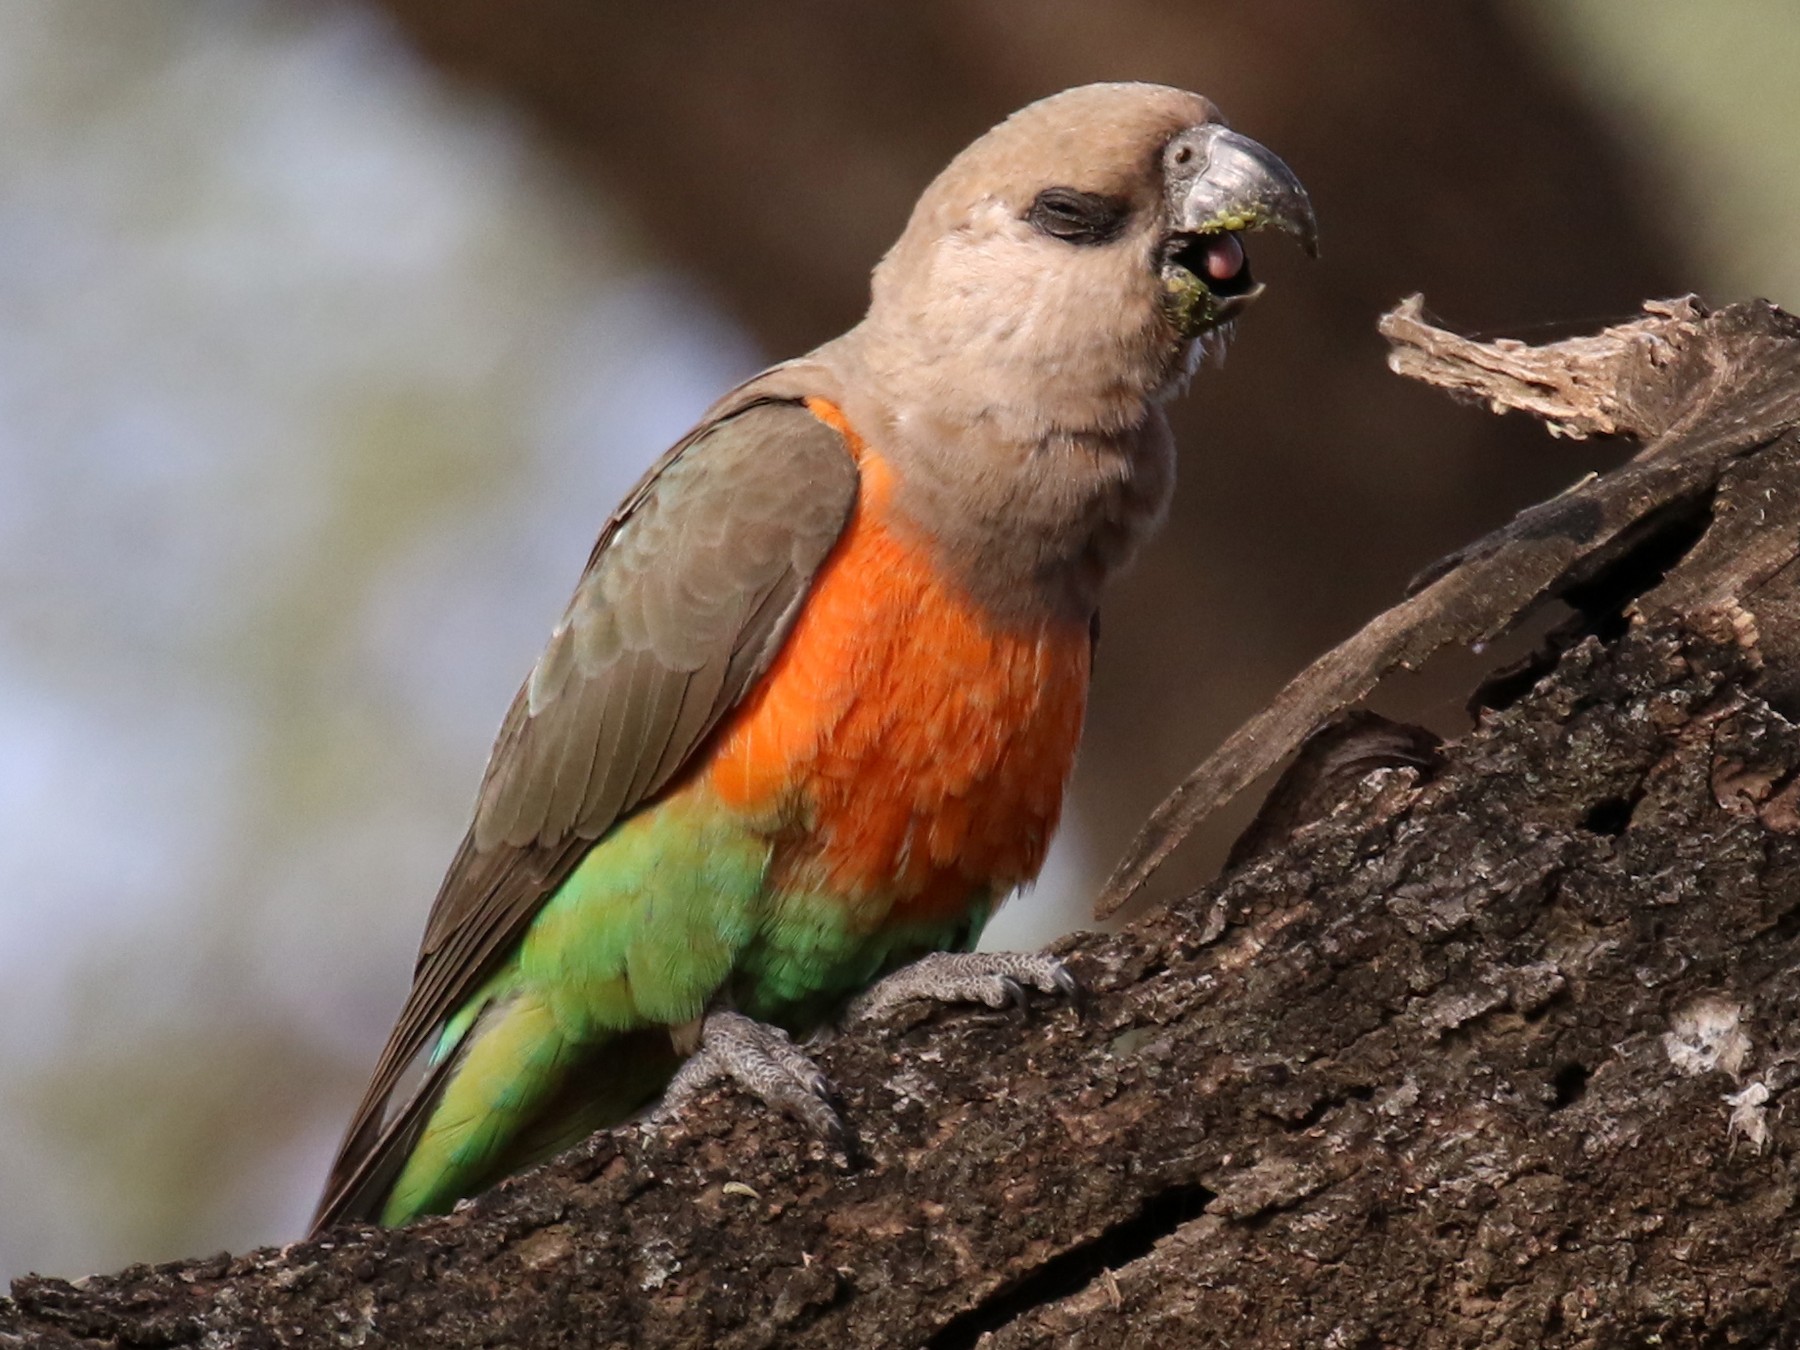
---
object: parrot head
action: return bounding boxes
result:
[828,83,1316,618]
[864,82,1316,419]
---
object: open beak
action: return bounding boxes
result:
[1160,124,1318,334]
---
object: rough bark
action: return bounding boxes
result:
[1102,294,1800,911]
[6,296,1800,1346]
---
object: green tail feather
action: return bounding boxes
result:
[381,990,678,1225]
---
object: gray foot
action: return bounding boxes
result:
[655,1011,842,1140]
[846,950,1080,1022]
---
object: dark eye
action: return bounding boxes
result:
[1025,187,1130,245]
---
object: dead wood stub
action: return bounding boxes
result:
[1101,294,1800,916]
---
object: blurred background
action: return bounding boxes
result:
[1,0,1796,1281]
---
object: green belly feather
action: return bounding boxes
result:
[381,789,990,1224]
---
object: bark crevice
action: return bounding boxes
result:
[924,1181,1217,1350]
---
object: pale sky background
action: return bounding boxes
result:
[0,0,1795,1281]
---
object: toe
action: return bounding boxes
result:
[850,950,1082,1021]
[679,1012,845,1142]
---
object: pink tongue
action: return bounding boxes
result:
[1203,233,1246,282]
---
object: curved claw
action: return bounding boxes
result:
[999,976,1032,1016]
[1052,963,1088,1021]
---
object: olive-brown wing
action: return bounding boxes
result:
[312,397,859,1229]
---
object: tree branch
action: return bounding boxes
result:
[1102,294,1800,914]
[9,297,1800,1346]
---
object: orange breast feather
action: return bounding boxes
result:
[705,399,1090,923]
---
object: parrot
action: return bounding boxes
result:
[311,81,1316,1234]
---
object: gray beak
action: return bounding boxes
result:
[1167,124,1319,257]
